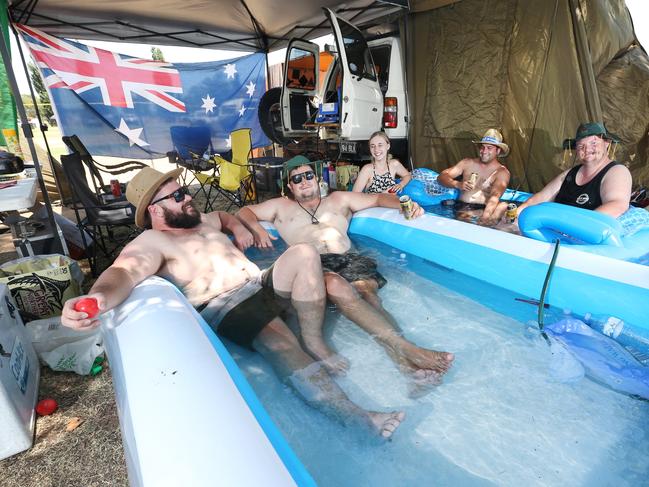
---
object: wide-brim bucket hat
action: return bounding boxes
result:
[562,121,621,150]
[472,128,509,157]
[126,166,184,228]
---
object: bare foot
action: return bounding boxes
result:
[407,369,443,398]
[368,411,406,439]
[400,344,454,374]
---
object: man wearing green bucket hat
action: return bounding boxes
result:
[515,121,631,219]
[238,155,454,389]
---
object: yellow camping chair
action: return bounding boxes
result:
[196,128,258,211]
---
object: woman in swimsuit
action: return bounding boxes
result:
[352,131,411,194]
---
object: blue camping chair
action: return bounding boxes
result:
[168,126,216,207]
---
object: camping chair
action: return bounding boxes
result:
[62,135,146,198]
[197,128,258,212]
[61,152,140,276]
[168,126,217,207]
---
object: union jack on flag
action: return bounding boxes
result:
[16,23,185,112]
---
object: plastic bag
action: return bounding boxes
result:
[25,316,103,375]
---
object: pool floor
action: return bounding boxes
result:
[235,238,649,486]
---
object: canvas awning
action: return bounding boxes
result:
[7,0,408,52]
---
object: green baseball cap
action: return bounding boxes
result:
[283,155,320,172]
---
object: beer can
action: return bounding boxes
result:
[399,195,414,220]
[110,179,122,197]
[469,172,479,186]
[505,203,518,222]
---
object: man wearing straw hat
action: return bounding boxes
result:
[437,128,511,225]
[237,156,454,394]
[515,122,631,218]
[61,167,405,438]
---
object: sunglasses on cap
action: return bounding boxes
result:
[151,186,188,205]
[290,170,316,185]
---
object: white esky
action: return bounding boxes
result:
[9,1,649,94]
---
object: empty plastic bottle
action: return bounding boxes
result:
[584,313,649,362]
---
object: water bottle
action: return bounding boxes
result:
[322,164,329,186]
[584,313,649,362]
[319,180,329,197]
[329,163,337,190]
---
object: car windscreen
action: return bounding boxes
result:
[338,18,377,82]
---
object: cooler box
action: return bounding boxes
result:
[252,157,285,195]
[0,282,40,460]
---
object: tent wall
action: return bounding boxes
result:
[408,0,649,192]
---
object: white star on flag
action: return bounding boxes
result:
[224,63,237,79]
[201,95,216,113]
[115,118,149,147]
[245,81,256,98]
[238,105,247,117]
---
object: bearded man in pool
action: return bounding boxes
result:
[237,156,455,394]
[60,167,404,438]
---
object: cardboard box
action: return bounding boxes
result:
[0,255,81,321]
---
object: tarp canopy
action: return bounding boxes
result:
[408,0,649,191]
[7,0,408,51]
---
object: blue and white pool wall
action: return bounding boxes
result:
[349,208,649,335]
[101,276,315,487]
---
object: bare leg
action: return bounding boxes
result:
[325,273,454,381]
[271,243,348,374]
[252,317,404,438]
[351,278,400,331]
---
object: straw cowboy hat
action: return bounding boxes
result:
[473,128,509,157]
[126,166,184,228]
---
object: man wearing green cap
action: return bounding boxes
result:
[237,156,454,390]
[515,122,631,218]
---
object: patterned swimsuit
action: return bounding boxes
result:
[366,161,396,193]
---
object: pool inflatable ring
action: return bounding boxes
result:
[518,202,625,247]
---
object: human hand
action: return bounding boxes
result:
[62,294,106,330]
[387,183,402,194]
[461,180,475,192]
[254,229,278,249]
[232,226,254,251]
[409,201,425,219]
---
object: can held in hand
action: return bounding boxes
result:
[468,172,479,187]
[399,195,414,219]
[110,179,122,197]
[505,203,518,222]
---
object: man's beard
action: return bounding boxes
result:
[163,201,201,228]
[293,186,319,203]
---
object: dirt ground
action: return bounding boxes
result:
[0,131,280,486]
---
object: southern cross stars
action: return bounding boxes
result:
[224,63,237,79]
[201,95,216,113]
[115,119,149,147]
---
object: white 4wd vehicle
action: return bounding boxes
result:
[258,8,408,163]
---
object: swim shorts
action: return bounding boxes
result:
[198,265,286,349]
[320,252,387,289]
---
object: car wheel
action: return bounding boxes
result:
[258,87,293,146]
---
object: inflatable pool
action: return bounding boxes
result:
[103,206,649,485]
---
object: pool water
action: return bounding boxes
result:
[236,237,649,487]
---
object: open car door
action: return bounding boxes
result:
[324,8,383,142]
[281,40,320,138]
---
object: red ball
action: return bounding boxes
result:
[36,398,58,416]
[74,298,99,318]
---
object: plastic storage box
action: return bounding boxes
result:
[0,282,40,460]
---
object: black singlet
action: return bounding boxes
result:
[554,161,619,210]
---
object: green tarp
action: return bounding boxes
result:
[0,0,17,148]
[409,0,649,192]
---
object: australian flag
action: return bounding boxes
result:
[16,24,269,158]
